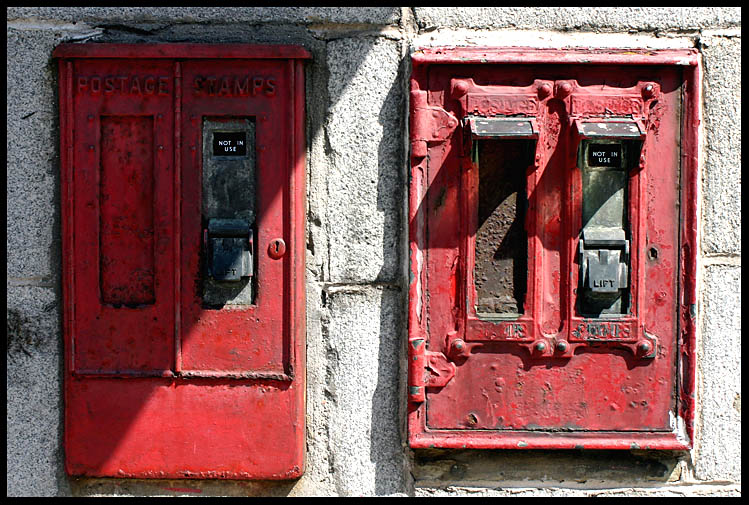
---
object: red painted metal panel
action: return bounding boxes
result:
[178,59,291,376]
[70,58,175,373]
[99,115,157,306]
[66,378,303,479]
[57,44,307,478]
[408,48,699,450]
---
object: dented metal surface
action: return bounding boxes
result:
[56,44,309,479]
[408,48,700,450]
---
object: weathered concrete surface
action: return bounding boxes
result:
[415,484,741,497]
[412,449,683,488]
[6,286,67,497]
[325,37,404,283]
[695,265,741,482]
[7,7,401,26]
[414,7,740,32]
[6,28,64,279]
[294,281,337,496]
[316,285,406,495]
[69,478,297,497]
[700,31,742,255]
[412,29,696,50]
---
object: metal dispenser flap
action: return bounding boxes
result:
[207,218,253,282]
[469,117,538,139]
[208,218,251,237]
[585,248,623,293]
[575,119,645,139]
[582,227,627,248]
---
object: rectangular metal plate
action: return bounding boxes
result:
[202,118,255,306]
[576,120,644,138]
[99,115,156,306]
[469,117,537,138]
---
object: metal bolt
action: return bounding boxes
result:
[556,82,572,98]
[556,340,568,353]
[451,80,470,98]
[638,341,652,355]
[534,341,547,353]
[450,338,468,358]
[642,83,655,99]
[538,82,552,99]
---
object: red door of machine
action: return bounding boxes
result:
[408,48,700,450]
[56,44,309,479]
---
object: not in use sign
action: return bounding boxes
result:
[213,131,247,157]
[588,143,622,167]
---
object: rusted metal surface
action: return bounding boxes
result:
[56,44,309,479]
[474,140,530,315]
[99,115,156,306]
[408,48,700,450]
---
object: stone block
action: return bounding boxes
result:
[69,479,297,497]
[324,37,404,283]
[413,7,741,32]
[7,28,63,279]
[413,449,681,487]
[7,7,401,26]
[321,285,405,495]
[694,265,741,482]
[415,484,741,497]
[6,285,64,497]
[700,33,741,255]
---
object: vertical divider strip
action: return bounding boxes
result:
[287,58,296,377]
[174,60,182,374]
[294,57,307,385]
[65,61,76,372]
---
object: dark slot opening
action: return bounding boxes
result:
[474,140,531,316]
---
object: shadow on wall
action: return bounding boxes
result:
[371,45,407,495]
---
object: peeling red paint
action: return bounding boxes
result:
[408,47,699,450]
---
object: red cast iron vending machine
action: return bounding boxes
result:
[55,44,309,478]
[408,48,700,450]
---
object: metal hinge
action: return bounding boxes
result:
[408,337,456,403]
[410,89,458,158]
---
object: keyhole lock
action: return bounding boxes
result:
[268,238,286,259]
